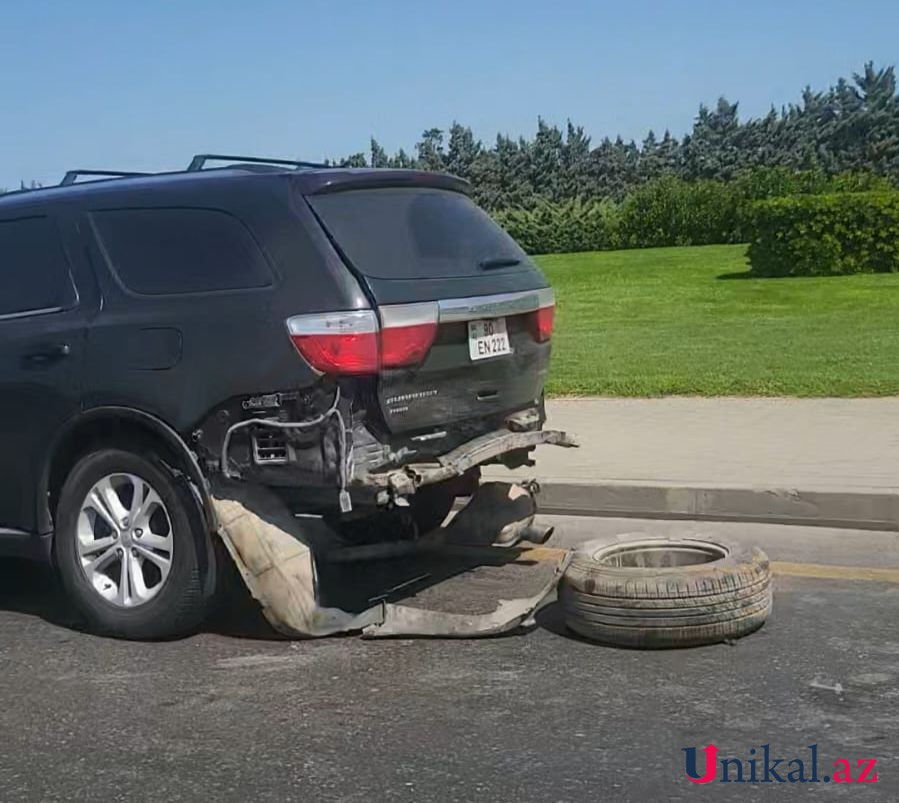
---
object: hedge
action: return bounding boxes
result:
[493,198,621,254]
[617,176,740,248]
[491,169,896,255]
[748,192,899,276]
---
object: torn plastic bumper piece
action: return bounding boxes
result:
[210,479,569,639]
[212,481,378,638]
[361,560,568,638]
[357,427,578,497]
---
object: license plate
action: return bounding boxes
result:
[468,317,512,360]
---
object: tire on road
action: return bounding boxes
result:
[559,533,772,648]
[54,449,213,639]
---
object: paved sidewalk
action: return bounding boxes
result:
[486,397,899,527]
[523,397,899,490]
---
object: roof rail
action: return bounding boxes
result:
[187,153,327,172]
[60,169,153,186]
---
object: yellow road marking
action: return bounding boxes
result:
[512,547,899,584]
[771,561,899,584]
[515,546,568,562]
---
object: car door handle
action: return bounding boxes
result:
[23,343,71,367]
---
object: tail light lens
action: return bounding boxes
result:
[287,302,438,375]
[287,311,379,374]
[379,302,438,368]
[529,288,555,342]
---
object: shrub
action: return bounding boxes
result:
[494,197,621,254]
[731,166,895,202]
[748,192,899,276]
[617,176,741,247]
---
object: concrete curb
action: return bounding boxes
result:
[535,482,899,531]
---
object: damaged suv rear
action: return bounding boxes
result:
[0,155,571,638]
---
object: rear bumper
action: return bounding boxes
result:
[214,396,571,513]
[355,427,578,499]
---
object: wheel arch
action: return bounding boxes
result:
[41,407,218,539]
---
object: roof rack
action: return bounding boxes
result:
[33,154,328,194]
[187,153,327,172]
[60,169,153,186]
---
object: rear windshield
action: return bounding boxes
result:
[307,188,531,280]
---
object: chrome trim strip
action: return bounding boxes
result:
[0,527,31,539]
[437,288,553,323]
[285,288,554,337]
[0,305,65,322]
[379,301,439,328]
[286,309,378,336]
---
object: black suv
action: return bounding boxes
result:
[0,154,556,638]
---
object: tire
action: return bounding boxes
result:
[560,533,772,649]
[54,448,212,639]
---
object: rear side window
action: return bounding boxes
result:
[92,207,273,295]
[308,188,532,279]
[0,216,77,317]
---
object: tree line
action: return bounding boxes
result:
[3,62,895,206]
[335,62,899,210]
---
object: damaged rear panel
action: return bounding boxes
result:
[306,185,554,445]
[192,171,559,514]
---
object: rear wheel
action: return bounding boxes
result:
[54,449,211,639]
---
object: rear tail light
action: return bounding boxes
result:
[287,310,379,374]
[379,302,438,368]
[287,302,438,375]
[529,288,555,342]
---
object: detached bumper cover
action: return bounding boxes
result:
[212,478,571,639]
[356,427,578,496]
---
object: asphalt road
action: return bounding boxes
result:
[0,516,896,802]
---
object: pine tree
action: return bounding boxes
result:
[415,128,446,172]
[445,123,482,180]
[387,148,414,169]
[683,97,741,179]
[339,153,367,168]
[370,138,388,168]
[561,121,592,197]
[530,117,564,201]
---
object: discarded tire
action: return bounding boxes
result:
[560,534,772,649]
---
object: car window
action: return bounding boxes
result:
[0,216,77,318]
[308,188,533,280]
[91,207,273,296]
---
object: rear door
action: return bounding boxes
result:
[0,213,88,534]
[306,187,554,436]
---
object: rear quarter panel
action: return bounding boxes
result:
[75,177,368,434]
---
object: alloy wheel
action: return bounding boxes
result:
[76,473,174,607]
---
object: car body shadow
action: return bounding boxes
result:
[0,559,85,631]
[0,556,282,640]
[534,599,596,643]
[0,551,552,642]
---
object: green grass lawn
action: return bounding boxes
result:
[537,244,899,396]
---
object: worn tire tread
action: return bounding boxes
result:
[560,535,772,649]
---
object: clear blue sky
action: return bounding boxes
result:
[1,0,896,189]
